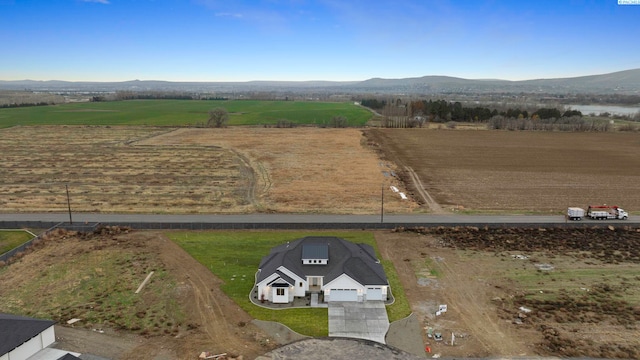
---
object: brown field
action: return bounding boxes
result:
[3,125,640,215]
[0,126,415,214]
[365,128,640,213]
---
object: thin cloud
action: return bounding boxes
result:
[215,12,244,18]
[80,0,110,4]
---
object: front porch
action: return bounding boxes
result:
[251,287,328,309]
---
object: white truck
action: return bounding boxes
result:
[567,205,628,220]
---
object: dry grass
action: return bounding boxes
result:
[0,126,416,214]
[138,127,416,214]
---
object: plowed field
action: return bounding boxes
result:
[365,129,640,213]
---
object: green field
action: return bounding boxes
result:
[0,230,33,255]
[170,231,410,337]
[0,100,372,127]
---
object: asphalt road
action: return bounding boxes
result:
[1,212,638,225]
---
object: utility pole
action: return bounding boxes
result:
[380,183,384,223]
[66,184,72,224]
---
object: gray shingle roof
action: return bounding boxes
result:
[0,313,56,355]
[302,243,328,260]
[257,236,388,286]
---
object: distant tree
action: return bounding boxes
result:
[562,109,582,118]
[207,107,229,128]
[329,116,348,128]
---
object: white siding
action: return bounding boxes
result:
[41,326,55,348]
[8,334,42,360]
[276,267,307,297]
[324,274,365,302]
[1,352,8,360]
[272,287,289,304]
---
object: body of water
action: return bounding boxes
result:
[568,104,640,116]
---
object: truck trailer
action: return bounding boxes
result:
[567,205,628,220]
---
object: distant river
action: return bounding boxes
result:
[568,104,640,116]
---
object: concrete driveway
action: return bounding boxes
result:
[328,301,389,344]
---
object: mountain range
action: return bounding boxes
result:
[1,69,639,95]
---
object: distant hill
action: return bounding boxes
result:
[1,69,639,94]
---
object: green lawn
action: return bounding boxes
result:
[169,231,410,337]
[0,100,372,128]
[0,230,33,255]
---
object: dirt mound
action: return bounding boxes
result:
[400,225,640,263]
[383,227,640,359]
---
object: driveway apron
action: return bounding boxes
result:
[328,301,389,344]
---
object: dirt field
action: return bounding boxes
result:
[376,227,640,359]
[0,126,415,214]
[1,227,638,359]
[365,129,640,213]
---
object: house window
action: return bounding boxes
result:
[299,282,303,287]
[277,288,284,296]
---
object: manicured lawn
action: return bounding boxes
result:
[169,230,410,337]
[0,230,33,255]
[0,100,372,127]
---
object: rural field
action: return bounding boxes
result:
[0,125,414,214]
[3,124,640,215]
[1,102,640,359]
[0,99,372,127]
[365,129,640,214]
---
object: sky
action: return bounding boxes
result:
[1,0,639,82]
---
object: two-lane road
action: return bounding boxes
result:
[1,212,638,229]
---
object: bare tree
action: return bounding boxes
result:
[329,116,348,128]
[207,107,229,128]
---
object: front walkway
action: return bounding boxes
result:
[328,301,389,344]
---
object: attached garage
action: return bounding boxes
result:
[366,287,383,300]
[329,289,358,302]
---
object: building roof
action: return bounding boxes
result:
[57,353,82,360]
[302,243,329,260]
[257,236,388,286]
[0,313,56,355]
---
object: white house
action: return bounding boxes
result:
[0,313,81,360]
[256,236,389,303]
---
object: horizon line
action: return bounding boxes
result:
[1,67,638,84]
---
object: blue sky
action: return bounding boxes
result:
[1,0,639,82]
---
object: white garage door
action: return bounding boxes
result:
[367,287,383,300]
[330,289,358,302]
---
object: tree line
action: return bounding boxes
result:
[360,98,583,123]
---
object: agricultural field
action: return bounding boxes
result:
[0,126,415,214]
[365,129,640,214]
[0,99,372,127]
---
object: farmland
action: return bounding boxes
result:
[1,104,640,359]
[0,126,414,214]
[365,129,640,213]
[0,99,372,127]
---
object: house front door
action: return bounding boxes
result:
[309,276,322,292]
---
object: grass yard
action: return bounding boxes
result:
[0,100,372,127]
[0,230,185,337]
[0,230,33,254]
[169,230,410,337]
